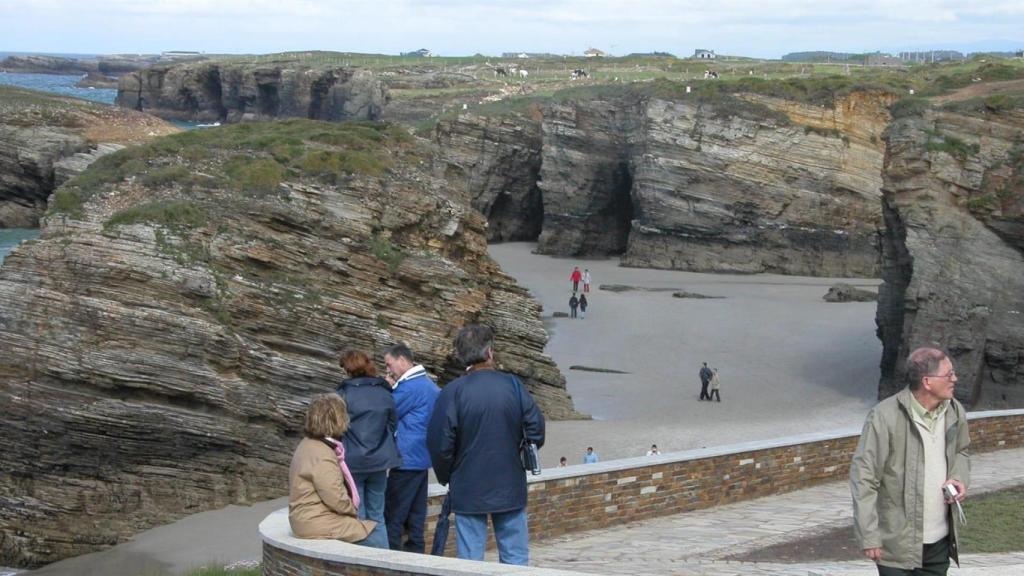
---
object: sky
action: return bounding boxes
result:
[1,0,1022,59]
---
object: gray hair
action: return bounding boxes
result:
[384,343,415,363]
[906,347,948,391]
[454,324,494,366]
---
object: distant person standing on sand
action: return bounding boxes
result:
[709,369,721,402]
[569,293,579,319]
[570,266,582,292]
[646,444,660,456]
[583,269,592,293]
[699,362,713,401]
[579,294,588,319]
[583,447,599,464]
[559,456,568,467]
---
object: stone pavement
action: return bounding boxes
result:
[527,447,1024,576]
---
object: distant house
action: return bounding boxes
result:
[401,48,432,57]
[1017,49,1024,58]
[694,49,715,59]
[584,48,606,58]
[160,51,202,60]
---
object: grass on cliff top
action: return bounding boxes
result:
[50,119,417,220]
[415,57,1024,133]
[0,84,94,128]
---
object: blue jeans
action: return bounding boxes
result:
[352,471,389,549]
[455,507,529,565]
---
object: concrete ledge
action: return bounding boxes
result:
[265,409,1024,576]
[259,508,585,576]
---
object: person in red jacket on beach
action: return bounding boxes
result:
[570,266,582,292]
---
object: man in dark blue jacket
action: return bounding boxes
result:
[382,343,440,553]
[427,324,545,565]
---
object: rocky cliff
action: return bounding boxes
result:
[876,104,1024,407]
[544,90,891,275]
[0,85,177,228]
[116,62,388,123]
[439,85,893,276]
[434,113,544,242]
[0,119,578,568]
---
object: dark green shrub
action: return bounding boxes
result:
[104,200,208,230]
[224,157,285,194]
[890,98,931,119]
[48,188,84,219]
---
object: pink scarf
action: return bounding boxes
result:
[325,437,360,510]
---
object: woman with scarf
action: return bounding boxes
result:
[288,394,385,547]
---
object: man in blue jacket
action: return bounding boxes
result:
[383,343,440,553]
[427,324,545,565]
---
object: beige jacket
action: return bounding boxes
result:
[288,437,375,542]
[850,387,970,569]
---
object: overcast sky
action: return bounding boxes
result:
[1,0,1022,58]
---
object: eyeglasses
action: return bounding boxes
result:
[927,370,957,380]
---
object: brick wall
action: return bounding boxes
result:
[262,410,1024,576]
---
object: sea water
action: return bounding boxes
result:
[0,72,117,105]
[0,229,40,265]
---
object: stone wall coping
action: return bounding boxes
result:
[259,507,586,576]
[423,408,1024,497]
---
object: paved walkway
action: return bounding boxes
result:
[529,447,1024,576]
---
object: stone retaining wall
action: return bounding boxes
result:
[261,409,1024,575]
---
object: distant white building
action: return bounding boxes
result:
[584,48,606,58]
[694,49,716,59]
[161,51,202,60]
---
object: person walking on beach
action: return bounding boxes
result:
[335,350,401,549]
[427,324,545,565]
[850,347,970,575]
[709,368,721,402]
[579,294,588,319]
[570,266,582,292]
[583,269,592,293]
[583,447,599,464]
[699,362,713,401]
[569,293,579,319]
[382,344,440,554]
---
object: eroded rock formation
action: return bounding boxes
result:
[541,91,893,276]
[0,85,178,227]
[116,62,388,123]
[0,120,578,568]
[876,107,1024,408]
[434,114,544,242]
[436,86,894,277]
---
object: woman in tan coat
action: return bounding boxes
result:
[289,394,377,544]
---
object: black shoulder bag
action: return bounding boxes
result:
[515,376,541,475]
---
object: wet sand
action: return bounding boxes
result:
[22,242,883,575]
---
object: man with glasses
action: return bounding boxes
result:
[850,347,971,575]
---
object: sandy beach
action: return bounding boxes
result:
[22,242,884,575]
[489,243,881,465]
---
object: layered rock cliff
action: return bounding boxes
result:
[434,113,544,242]
[876,105,1024,407]
[0,119,578,568]
[116,62,388,123]
[0,85,177,228]
[438,85,894,276]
